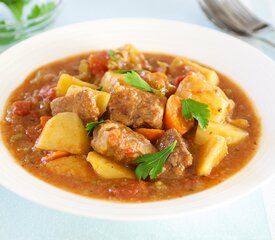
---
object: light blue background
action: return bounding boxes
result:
[0,0,273,239]
[0,187,270,240]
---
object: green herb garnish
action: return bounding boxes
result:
[122,71,161,95]
[181,99,210,129]
[27,2,56,20]
[134,140,177,180]
[115,69,142,73]
[108,50,119,61]
[85,120,105,135]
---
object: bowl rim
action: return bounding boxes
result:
[0,18,275,220]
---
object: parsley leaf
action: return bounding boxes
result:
[122,71,161,95]
[108,50,119,61]
[181,99,210,129]
[115,69,142,73]
[134,140,177,180]
[85,120,105,135]
[27,1,56,20]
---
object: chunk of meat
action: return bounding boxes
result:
[50,89,100,122]
[109,86,166,129]
[139,71,176,96]
[107,44,152,71]
[91,121,156,163]
[155,128,193,179]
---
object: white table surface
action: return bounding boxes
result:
[0,0,274,239]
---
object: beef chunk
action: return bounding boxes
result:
[156,128,193,178]
[109,86,166,129]
[50,89,100,123]
[139,71,176,96]
[91,121,156,164]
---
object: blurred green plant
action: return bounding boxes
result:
[0,0,57,45]
[0,0,56,22]
[1,0,30,21]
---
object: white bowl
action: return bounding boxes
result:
[0,19,275,220]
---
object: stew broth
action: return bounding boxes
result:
[0,52,260,202]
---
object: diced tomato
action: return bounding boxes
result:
[38,84,56,100]
[29,110,40,119]
[13,101,32,116]
[88,52,108,75]
[172,76,184,86]
[108,180,149,200]
[172,71,194,86]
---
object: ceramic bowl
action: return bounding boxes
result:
[0,19,275,220]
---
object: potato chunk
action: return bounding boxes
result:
[45,155,93,180]
[36,112,90,154]
[87,151,135,179]
[66,85,110,116]
[175,73,234,123]
[195,122,249,146]
[229,118,249,129]
[170,57,219,85]
[56,74,97,96]
[197,135,228,176]
[100,71,124,93]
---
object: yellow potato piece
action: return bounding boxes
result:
[96,92,111,116]
[36,112,90,154]
[195,122,249,146]
[87,151,135,179]
[45,155,93,180]
[229,118,249,129]
[78,59,89,76]
[175,73,234,123]
[56,74,97,96]
[197,135,228,176]
[66,85,110,116]
[170,57,219,85]
[100,71,124,93]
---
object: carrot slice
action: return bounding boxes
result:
[41,151,70,163]
[135,128,164,141]
[164,95,194,134]
[40,116,52,127]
